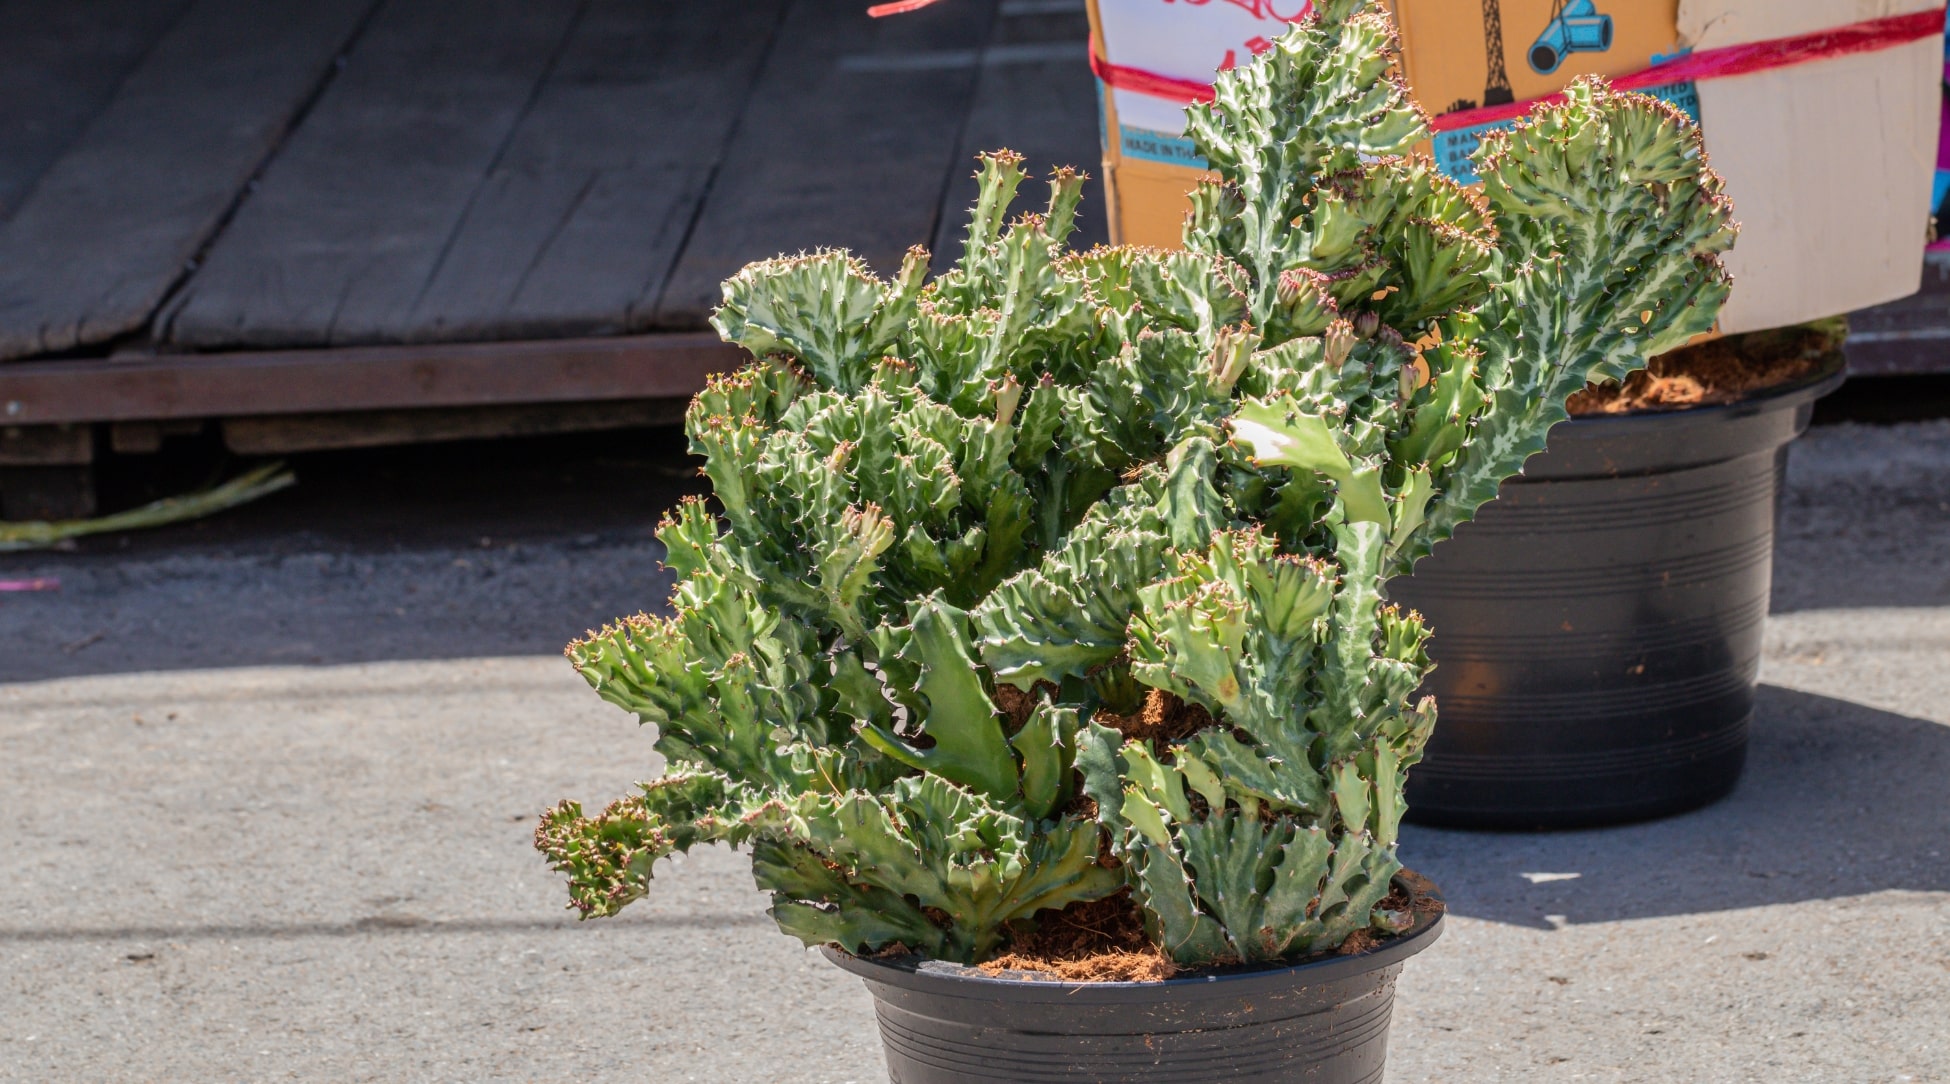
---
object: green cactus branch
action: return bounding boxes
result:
[537,0,1733,970]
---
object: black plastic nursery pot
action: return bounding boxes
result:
[825,875,1444,1083]
[1389,352,1847,830]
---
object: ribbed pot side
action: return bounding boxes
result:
[824,889,1443,1084]
[1391,356,1845,829]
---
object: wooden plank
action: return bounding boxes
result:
[165,0,782,349]
[110,420,206,455]
[391,0,789,343]
[0,424,93,466]
[0,0,377,361]
[1844,253,1950,376]
[221,399,689,454]
[0,0,192,221]
[0,334,744,426]
[162,0,587,350]
[653,0,1000,329]
[930,1,1108,270]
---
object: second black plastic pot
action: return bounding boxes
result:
[825,874,1444,1083]
[1390,354,1846,829]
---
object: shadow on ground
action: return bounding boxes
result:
[53,423,705,557]
[1402,684,1950,929]
[0,427,705,681]
[0,912,769,947]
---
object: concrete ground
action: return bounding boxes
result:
[1,421,1945,1083]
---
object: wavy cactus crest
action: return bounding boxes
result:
[537,1,1734,969]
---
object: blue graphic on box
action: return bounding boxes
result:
[1432,81,1700,185]
[1530,0,1615,75]
[1097,79,1207,168]
[1116,125,1205,167]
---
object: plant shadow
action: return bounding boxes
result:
[1400,684,1950,928]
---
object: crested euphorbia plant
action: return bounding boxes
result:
[537,0,1733,968]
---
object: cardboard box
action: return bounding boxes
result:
[1088,0,1283,249]
[1087,0,1944,333]
[1679,0,1940,331]
[1393,1,1697,186]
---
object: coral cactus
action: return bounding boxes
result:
[537,0,1733,968]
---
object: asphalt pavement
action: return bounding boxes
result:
[2,420,1946,1083]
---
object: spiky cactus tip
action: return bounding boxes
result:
[538,2,1733,969]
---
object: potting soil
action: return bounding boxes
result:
[1567,319,1845,415]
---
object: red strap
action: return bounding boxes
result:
[1435,8,1947,131]
[867,0,946,16]
[1081,8,1947,133]
[1090,46,1218,104]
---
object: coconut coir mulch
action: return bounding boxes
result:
[1095,687,1214,749]
[1567,319,1844,415]
[996,682,1215,750]
[979,890,1178,982]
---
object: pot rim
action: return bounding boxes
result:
[822,870,1444,1003]
[1561,347,1846,432]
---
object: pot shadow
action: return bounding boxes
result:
[1399,684,1950,928]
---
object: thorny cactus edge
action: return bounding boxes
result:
[535,0,1734,969]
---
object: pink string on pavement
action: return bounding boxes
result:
[868,0,947,16]
[0,578,60,592]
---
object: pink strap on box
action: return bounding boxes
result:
[1433,9,1948,131]
[1068,8,1947,133]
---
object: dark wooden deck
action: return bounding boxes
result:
[0,0,1101,405]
